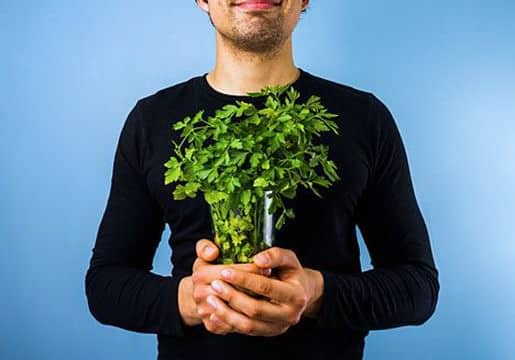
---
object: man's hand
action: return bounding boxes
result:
[206,246,325,336]
[189,239,273,335]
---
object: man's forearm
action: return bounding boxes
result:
[314,262,440,331]
[85,265,187,336]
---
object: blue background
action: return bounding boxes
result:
[2,1,514,359]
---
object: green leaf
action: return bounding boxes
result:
[308,156,318,167]
[276,114,292,122]
[275,211,286,229]
[241,190,251,206]
[173,184,187,200]
[164,157,182,184]
[172,121,185,130]
[185,147,195,160]
[233,151,248,166]
[226,177,241,193]
[265,96,279,110]
[230,139,243,149]
[285,208,295,219]
[306,95,320,106]
[308,182,322,198]
[313,119,329,132]
[312,177,331,187]
[223,104,239,112]
[280,185,296,199]
[207,168,219,183]
[216,104,238,118]
[257,108,275,118]
[253,177,268,187]
[299,108,310,119]
[322,160,340,181]
[164,167,182,184]
[287,88,299,102]
[291,159,302,168]
[205,191,228,204]
[248,114,261,125]
[184,182,200,197]
[164,157,179,169]
[275,167,285,179]
[323,112,339,118]
[250,153,263,168]
[197,168,211,180]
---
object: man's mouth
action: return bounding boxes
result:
[234,0,282,10]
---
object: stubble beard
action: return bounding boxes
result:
[208,10,287,59]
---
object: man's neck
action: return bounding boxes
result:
[206,35,300,96]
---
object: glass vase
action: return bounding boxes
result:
[209,190,275,265]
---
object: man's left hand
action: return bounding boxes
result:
[205,246,324,336]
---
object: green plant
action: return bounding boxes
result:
[164,84,341,264]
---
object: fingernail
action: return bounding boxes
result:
[221,269,233,280]
[210,313,222,325]
[211,280,223,293]
[261,268,272,276]
[255,254,270,266]
[204,245,215,257]
[207,295,217,309]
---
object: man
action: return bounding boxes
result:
[85,1,440,359]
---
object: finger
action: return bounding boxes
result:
[205,295,287,336]
[192,256,211,273]
[201,310,233,335]
[192,262,272,285]
[252,247,301,269]
[192,282,220,305]
[219,268,298,304]
[192,257,268,275]
[210,279,294,323]
[205,313,233,335]
[193,286,234,335]
[199,303,233,334]
[195,239,219,262]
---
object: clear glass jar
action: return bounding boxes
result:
[210,190,274,264]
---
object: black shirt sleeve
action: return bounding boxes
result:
[314,94,440,332]
[84,100,188,337]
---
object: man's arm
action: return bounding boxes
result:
[314,94,440,332]
[84,100,188,336]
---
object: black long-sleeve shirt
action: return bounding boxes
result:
[85,67,440,360]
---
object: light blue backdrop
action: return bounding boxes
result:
[1,1,514,359]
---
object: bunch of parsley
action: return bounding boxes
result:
[164,84,341,264]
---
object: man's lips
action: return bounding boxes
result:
[234,0,281,7]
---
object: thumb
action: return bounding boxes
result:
[252,247,300,269]
[195,238,219,262]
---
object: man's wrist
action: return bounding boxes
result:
[302,268,324,319]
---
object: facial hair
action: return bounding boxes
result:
[207,7,286,56]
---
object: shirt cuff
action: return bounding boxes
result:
[313,269,340,330]
[162,273,189,337]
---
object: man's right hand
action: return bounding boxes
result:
[178,239,271,334]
